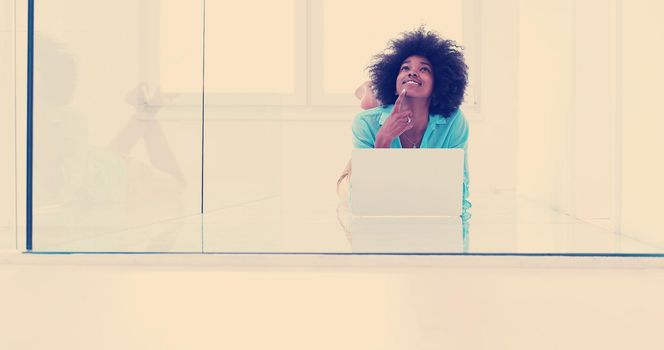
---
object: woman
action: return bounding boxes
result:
[338,27,471,214]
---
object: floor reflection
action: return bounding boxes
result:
[336,189,470,253]
[32,191,664,255]
[349,217,469,253]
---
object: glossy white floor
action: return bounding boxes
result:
[31,191,664,255]
[2,254,664,350]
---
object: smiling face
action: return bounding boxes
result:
[395,55,434,99]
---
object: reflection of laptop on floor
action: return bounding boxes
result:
[351,148,464,217]
[350,216,463,252]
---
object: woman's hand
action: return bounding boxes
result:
[374,89,413,148]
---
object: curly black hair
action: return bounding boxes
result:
[367,27,468,118]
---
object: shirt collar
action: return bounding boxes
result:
[378,104,448,126]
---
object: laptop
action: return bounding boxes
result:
[350,148,464,217]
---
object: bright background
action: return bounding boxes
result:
[1,0,663,251]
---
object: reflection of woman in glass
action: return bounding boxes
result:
[34,35,186,246]
[35,35,185,207]
[338,27,471,215]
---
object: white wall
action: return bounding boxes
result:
[517,0,664,247]
[621,0,664,245]
[14,0,26,251]
[517,0,615,223]
[570,0,616,222]
[472,0,519,192]
[517,0,574,211]
[0,0,16,251]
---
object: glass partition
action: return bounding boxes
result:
[32,0,203,252]
[29,0,664,255]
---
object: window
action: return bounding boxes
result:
[149,0,480,109]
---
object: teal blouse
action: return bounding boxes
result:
[351,104,471,214]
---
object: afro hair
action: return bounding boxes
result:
[367,27,468,118]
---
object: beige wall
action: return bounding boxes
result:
[621,0,664,245]
[472,0,519,192]
[517,0,616,222]
[517,0,664,246]
[0,0,16,250]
